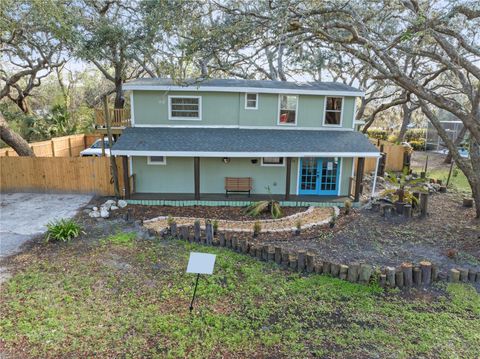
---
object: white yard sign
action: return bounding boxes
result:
[187,252,216,275]
[186,252,217,312]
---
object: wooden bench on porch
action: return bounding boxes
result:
[225,177,253,197]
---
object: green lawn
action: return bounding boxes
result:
[427,167,470,193]
[1,237,479,358]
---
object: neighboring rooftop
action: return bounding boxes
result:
[112,127,379,156]
[123,78,364,96]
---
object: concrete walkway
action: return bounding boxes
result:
[0,193,92,259]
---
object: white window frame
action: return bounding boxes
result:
[168,95,202,121]
[244,93,258,110]
[277,94,298,126]
[261,157,285,167]
[323,96,344,127]
[147,156,167,165]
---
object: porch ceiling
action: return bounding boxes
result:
[112,127,380,157]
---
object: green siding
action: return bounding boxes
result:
[132,90,356,129]
[200,157,298,195]
[132,156,298,194]
[132,157,194,193]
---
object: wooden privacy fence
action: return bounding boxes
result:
[363,140,409,173]
[0,157,125,196]
[0,134,99,157]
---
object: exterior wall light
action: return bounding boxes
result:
[223,157,231,164]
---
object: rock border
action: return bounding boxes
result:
[144,206,339,233]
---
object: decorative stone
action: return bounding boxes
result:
[110,205,119,211]
[118,200,128,208]
[100,208,109,218]
[89,210,100,218]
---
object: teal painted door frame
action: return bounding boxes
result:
[298,157,340,195]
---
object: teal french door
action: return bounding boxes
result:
[299,157,340,195]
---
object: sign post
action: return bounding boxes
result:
[186,252,216,313]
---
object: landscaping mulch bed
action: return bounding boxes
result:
[100,201,308,221]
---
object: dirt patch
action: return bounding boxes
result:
[88,198,308,222]
[256,191,479,273]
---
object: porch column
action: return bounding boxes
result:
[194,157,200,200]
[371,156,380,198]
[122,156,131,199]
[285,157,292,201]
[354,157,365,202]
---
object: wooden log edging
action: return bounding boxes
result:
[158,225,479,289]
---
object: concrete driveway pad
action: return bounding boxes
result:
[0,193,92,258]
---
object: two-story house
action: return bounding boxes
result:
[111,78,380,203]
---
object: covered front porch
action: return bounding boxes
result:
[112,127,381,204]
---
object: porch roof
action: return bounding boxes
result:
[111,127,380,157]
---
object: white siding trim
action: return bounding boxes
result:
[337,158,343,196]
[296,157,301,195]
[130,92,135,127]
[123,84,365,97]
[128,156,133,176]
[133,124,354,131]
[112,150,381,158]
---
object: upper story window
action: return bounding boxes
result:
[168,96,202,120]
[245,93,258,109]
[278,95,297,125]
[324,97,343,126]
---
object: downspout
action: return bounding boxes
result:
[371,156,380,198]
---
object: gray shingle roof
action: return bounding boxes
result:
[112,127,379,156]
[123,78,363,95]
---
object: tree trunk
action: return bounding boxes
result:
[444,126,467,164]
[397,104,411,142]
[0,111,35,156]
[114,77,124,109]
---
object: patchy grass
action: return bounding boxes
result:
[427,167,470,193]
[0,238,479,358]
[100,231,137,246]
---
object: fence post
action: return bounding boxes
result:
[68,137,72,157]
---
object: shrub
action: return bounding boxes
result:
[45,218,82,242]
[367,129,388,140]
[102,232,136,246]
[245,200,282,219]
[387,134,398,143]
[409,140,425,150]
[167,215,175,226]
[212,220,219,233]
[404,129,426,142]
[295,219,302,230]
[253,221,262,236]
[344,200,353,215]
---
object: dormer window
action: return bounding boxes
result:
[324,97,343,126]
[245,93,258,109]
[278,95,297,125]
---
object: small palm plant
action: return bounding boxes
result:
[45,218,82,242]
[245,186,283,219]
[381,171,426,206]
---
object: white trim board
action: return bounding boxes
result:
[123,84,365,97]
[112,150,381,158]
[133,124,354,131]
[130,92,136,126]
